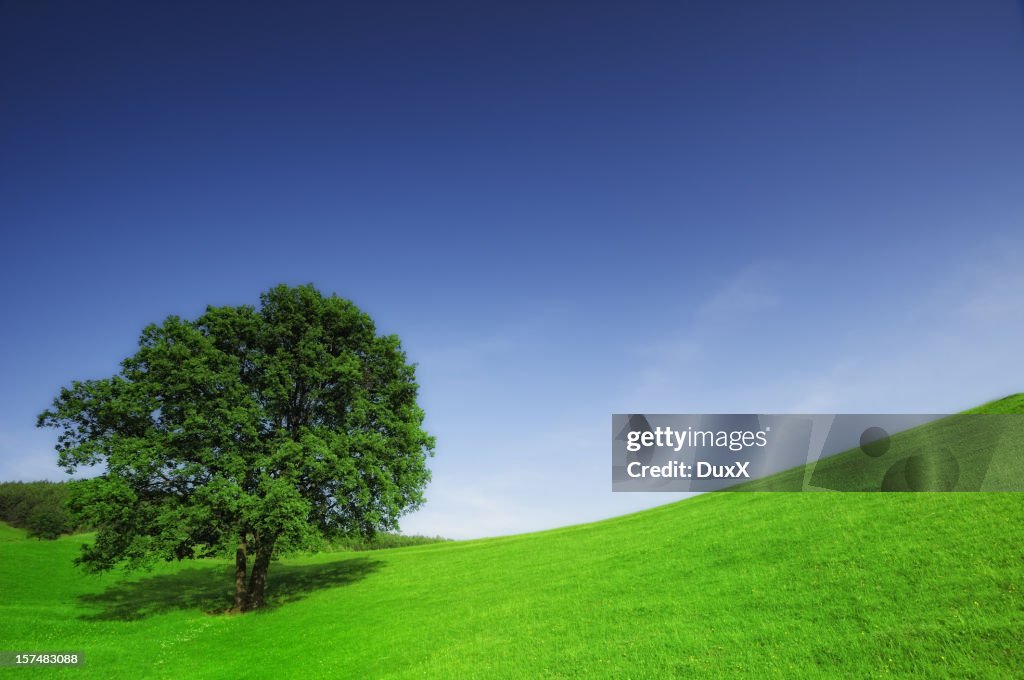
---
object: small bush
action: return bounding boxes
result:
[27,505,70,540]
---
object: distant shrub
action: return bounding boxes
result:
[27,504,70,540]
[0,481,75,538]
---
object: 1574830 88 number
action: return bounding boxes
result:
[0,652,85,666]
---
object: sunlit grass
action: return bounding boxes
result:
[2,491,1021,678]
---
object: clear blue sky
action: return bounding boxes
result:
[2,1,1023,537]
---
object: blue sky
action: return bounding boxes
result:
[2,1,1023,537]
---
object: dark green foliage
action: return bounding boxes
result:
[26,504,70,540]
[0,481,73,538]
[327,532,450,552]
[37,284,434,610]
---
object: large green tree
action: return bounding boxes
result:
[38,284,434,611]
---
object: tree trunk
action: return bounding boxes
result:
[245,540,275,611]
[233,542,248,613]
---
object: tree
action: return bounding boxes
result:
[26,503,69,540]
[38,284,434,611]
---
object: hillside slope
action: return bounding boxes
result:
[1,398,1022,678]
[732,394,1024,492]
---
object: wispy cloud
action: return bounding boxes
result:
[785,238,1024,413]
[616,262,785,411]
[617,237,1024,416]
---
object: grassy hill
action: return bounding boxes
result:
[733,394,1024,492]
[1,399,1022,678]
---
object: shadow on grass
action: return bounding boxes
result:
[78,556,383,621]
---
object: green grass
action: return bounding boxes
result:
[0,522,26,542]
[2,399,1023,678]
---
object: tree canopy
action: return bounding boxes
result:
[38,284,434,610]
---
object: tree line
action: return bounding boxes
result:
[0,481,77,539]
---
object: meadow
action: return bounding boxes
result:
[1,401,1022,678]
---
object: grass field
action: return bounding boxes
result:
[1,402,1022,678]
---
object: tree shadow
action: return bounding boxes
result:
[77,556,383,621]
